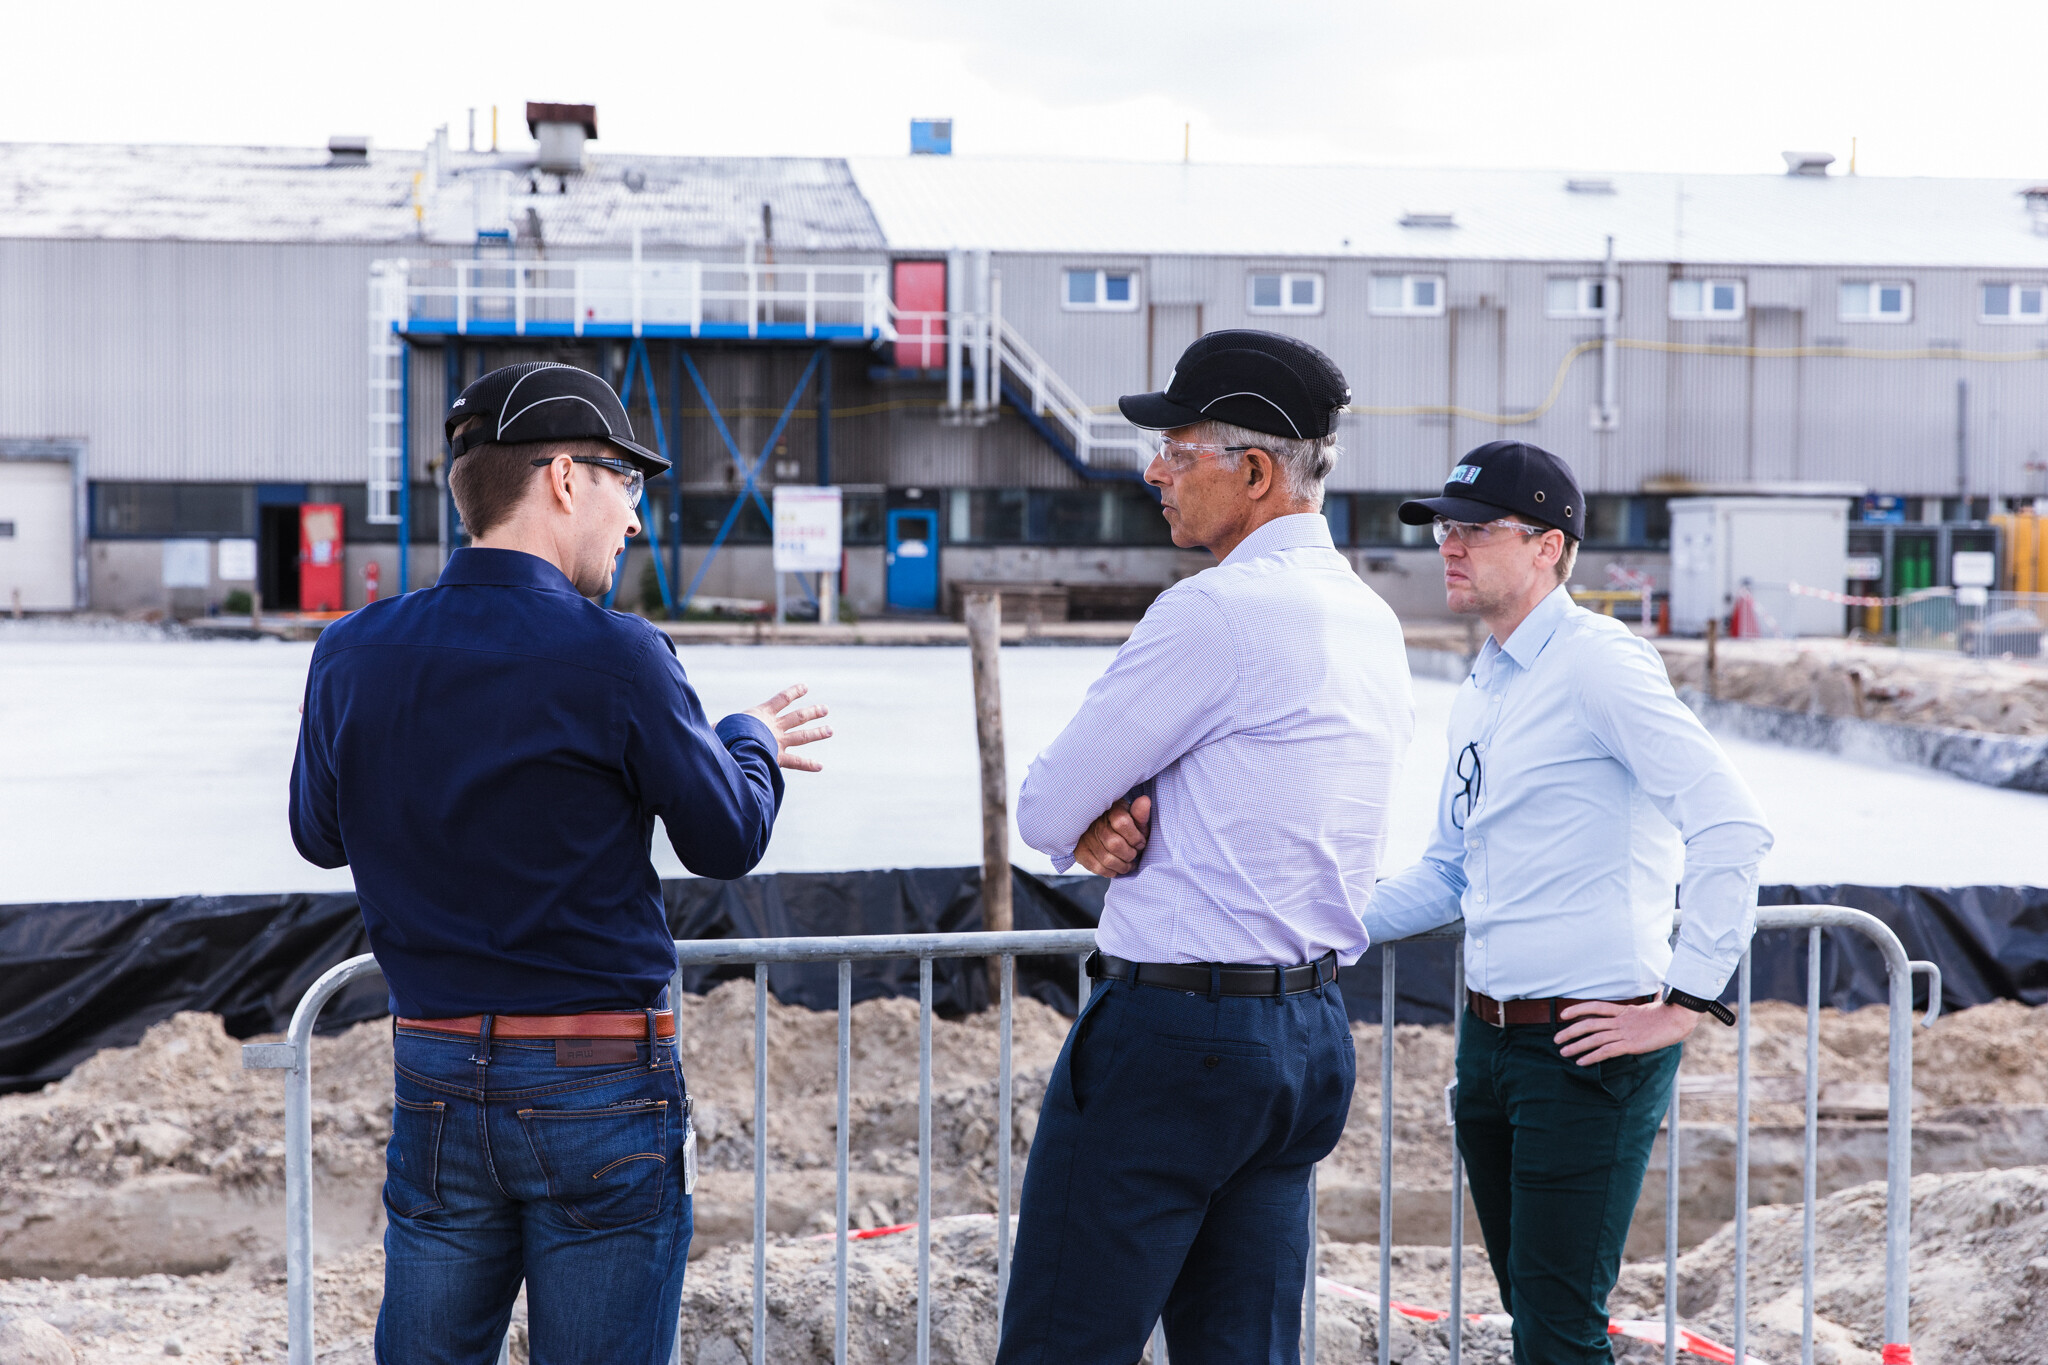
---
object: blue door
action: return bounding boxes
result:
[886,509,940,612]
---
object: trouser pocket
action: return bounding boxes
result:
[519,1098,671,1230]
[385,1095,447,1218]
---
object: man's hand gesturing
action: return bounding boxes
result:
[1074,795,1152,878]
[745,683,833,773]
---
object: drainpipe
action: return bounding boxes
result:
[1595,234,1620,432]
[971,249,992,416]
[946,249,964,416]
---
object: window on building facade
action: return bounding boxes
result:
[943,487,1171,546]
[1545,276,1612,318]
[1063,269,1140,310]
[1369,274,1444,316]
[1248,272,1323,314]
[1669,279,1744,320]
[1981,283,2048,322]
[1839,281,1912,322]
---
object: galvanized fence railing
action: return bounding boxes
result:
[244,907,1937,1365]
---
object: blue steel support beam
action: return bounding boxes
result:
[668,344,683,620]
[606,340,675,613]
[397,344,412,594]
[816,345,832,488]
[678,350,821,614]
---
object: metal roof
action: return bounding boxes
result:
[0,142,886,252]
[846,155,2048,268]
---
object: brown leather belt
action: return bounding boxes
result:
[396,1010,675,1040]
[1467,990,1656,1028]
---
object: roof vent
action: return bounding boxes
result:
[910,118,953,155]
[622,167,647,193]
[1399,210,1457,228]
[1565,177,1615,194]
[526,102,597,175]
[2023,187,2048,236]
[326,135,370,166]
[1782,150,1835,177]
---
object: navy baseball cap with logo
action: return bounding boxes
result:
[1118,329,1350,441]
[1398,440,1585,541]
[443,361,671,475]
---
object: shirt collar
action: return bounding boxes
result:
[435,547,584,596]
[1496,583,1578,669]
[1220,512,1335,567]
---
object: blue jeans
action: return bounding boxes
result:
[995,976,1356,1365]
[376,1020,693,1365]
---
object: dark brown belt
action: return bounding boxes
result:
[1467,990,1655,1028]
[396,1010,674,1040]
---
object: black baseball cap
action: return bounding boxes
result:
[1398,440,1585,541]
[443,362,670,475]
[1118,329,1350,441]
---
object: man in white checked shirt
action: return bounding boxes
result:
[996,331,1413,1365]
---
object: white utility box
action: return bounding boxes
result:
[1668,497,1849,636]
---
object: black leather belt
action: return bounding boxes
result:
[1086,949,1339,997]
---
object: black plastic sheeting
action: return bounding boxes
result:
[2,873,2042,1092]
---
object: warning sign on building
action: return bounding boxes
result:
[773,486,843,573]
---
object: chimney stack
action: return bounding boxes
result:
[527,103,597,175]
[1781,150,1835,177]
[327,135,370,166]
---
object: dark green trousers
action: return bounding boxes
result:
[1453,1007,1681,1365]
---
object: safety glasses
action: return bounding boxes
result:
[531,454,646,507]
[1451,741,1483,830]
[1431,516,1551,548]
[1150,439,1255,475]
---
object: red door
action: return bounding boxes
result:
[892,260,947,369]
[299,503,344,611]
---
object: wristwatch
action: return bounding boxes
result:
[1662,987,1737,1026]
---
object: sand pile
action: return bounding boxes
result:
[1655,638,2048,737]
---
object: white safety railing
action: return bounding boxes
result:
[245,908,1935,1365]
[366,262,410,525]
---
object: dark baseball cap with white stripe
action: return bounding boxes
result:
[443,361,670,475]
[1118,329,1351,441]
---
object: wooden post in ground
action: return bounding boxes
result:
[964,590,1012,1000]
[1705,617,1719,700]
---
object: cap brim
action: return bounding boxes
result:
[606,436,672,476]
[1396,494,1520,526]
[1118,391,1205,432]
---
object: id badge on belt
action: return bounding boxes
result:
[683,1094,699,1195]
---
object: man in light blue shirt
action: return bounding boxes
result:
[999,331,1413,1365]
[1371,440,1773,1365]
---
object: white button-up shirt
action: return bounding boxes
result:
[1017,513,1414,966]
[1367,585,1773,1000]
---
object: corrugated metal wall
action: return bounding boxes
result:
[990,251,2048,499]
[0,238,383,482]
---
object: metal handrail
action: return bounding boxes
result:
[245,909,1933,1365]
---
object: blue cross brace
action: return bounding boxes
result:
[679,350,822,616]
[602,340,676,612]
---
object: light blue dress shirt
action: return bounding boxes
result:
[1017,513,1414,966]
[1367,585,1773,1001]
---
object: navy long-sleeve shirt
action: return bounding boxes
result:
[289,547,783,1018]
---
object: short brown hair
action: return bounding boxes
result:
[1510,514,1580,583]
[449,436,612,537]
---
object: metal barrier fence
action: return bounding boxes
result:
[1898,588,2048,661]
[244,908,1937,1365]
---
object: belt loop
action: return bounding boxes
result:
[1273,964,1285,998]
[645,1008,659,1069]
[1208,964,1220,1004]
[1549,998,1561,1026]
[471,1013,495,1069]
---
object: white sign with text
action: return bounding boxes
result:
[773,486,843,573]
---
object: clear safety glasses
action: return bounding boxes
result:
[1150,439,1255,475]
[531,454,646,507]
[1431,516,1551,548]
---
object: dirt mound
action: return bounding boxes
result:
[1655,637,2048,737]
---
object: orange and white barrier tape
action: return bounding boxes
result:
[1784,581,1914,607]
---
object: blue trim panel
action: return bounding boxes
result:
[399,319,877,342]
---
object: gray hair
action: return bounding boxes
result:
[1200,419,1340,510]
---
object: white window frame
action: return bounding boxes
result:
[1369,273,1445,317]
[1545,276,1613,319]
[1062,268,1141,312]
[1247,271,1324,315]
[1668,277,1745,321]
[1980,282,2048,324]
[1839,280,1913,323]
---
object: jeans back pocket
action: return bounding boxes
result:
[385,1095,447,1218]
[518,1098,670,1231]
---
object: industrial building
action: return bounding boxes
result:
[3,110,2046,623]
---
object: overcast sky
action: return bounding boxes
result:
[8,0,2046,179]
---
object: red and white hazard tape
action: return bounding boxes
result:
[796,1219,1916,1364]
[1785,581,1914,607]
[1314,1275,1775,1364]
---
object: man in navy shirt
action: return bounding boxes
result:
[291,362,829,1365]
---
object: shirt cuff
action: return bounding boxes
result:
[1663,941,1736,1001]
[715,713,778,756]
